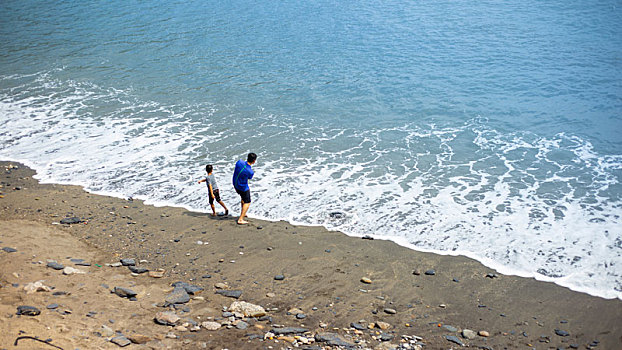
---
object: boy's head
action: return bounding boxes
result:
[247,152,257,164]
[206,164,213,173]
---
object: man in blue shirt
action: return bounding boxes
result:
[232,152,256,225]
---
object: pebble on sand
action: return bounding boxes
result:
[16,305,41,316]
[361,277,372,284]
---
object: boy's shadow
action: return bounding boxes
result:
[183,211,229,220]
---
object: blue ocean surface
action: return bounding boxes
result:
[1,0,621,298]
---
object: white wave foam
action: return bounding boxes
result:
[1,72,621,299]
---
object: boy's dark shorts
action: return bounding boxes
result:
[235,188,251,203]
[209,189,221,204]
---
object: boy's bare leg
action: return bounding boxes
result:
[210,203,216,216]
[218,201,229,215]
[238,202,250,224]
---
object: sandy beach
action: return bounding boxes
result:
[0,161,620,350]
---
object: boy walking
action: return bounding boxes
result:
[198,165,229,216]
[232,152,256,225]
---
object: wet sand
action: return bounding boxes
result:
[1,161,620,349]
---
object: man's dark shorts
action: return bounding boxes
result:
[209,189,221,204]
[235,188,251,203]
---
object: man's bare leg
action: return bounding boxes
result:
[238,202,250,224]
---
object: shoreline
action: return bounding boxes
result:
[8,157,619,301]
[1,160,621,349]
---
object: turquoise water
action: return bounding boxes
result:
[1,0,621,298]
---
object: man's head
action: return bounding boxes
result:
[247,153,257,164]
[206,165,213,173]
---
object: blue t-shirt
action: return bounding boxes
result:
[233,160,254,191]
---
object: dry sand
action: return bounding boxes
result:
[0,161,620,350]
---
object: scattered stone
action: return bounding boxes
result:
[274,274,285,281]
[351,322,366,330]
[271,327,309,335]
[128,266,148,274]
[443,325,458,332]
[384,308,397,314]
[127,334,151,344]
[462,329,477,339]
[47,303,59,309]
[47,261,64,270]
[479,330,490,337]
[486,273,498,278]
[296,313,306,319]
[361,277,372,284]
[63,266,86,275]
[155,311,180,326]
[376,321,391,330]
[24,280,52,294]
[445,335,465,346]
[201,321,221,330]
[315,332,355,347]
[101,325,115,337]
[149,269,165,278]
[266,292,276,298]
[110,262,123,267]
[165,287,190,305]
[412,269,421,275]
[214,282,227,289]
[234,320,249,329]
[216,290,242,299]
[172,281,204,295]
[424,269,436,276]
[1,247,17,253]
[60,217,84,224]
[111,336,131,347]
[120,258,136,266]
[555,329,570,337]
[16,305,41,316]
[379,333,394,341]
[113,286,137,299]
[229,301,267,317]
[362,235,374,240]
[453,278,460,282]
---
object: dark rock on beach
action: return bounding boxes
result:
[120,258,136,266]
[424,269,436,275]
[315,332,356,347]
[271,327,309,335]
[113,286,137,299]
[110,335,131,347]
[216,289,242,299]
[128,266,148,274]
[17,305,41,316]
[555,329,570,337]
[47,261,64,270]
[165,286,190,305]
[60,217,84,224]
[445,335,465,346]
[2,247,17,253]
[172,281,204,295]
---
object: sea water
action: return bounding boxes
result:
[1,0,621,299]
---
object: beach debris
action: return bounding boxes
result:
[329,211,345,219]
[271,327,309,335]
[24,280,52,294]
[360,277,372,284]
[229,301,266,317]
[2,247,17,253]
[17,305,41,316]
[13,336,63,350]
